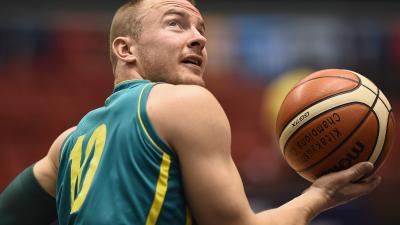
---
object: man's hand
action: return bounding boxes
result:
[302,162,381,218]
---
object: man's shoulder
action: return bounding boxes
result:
[146,83,230,149]
[151,83,215,103]
[148,83,220,113]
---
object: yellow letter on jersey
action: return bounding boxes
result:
[69,124,107,214]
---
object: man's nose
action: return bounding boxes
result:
[187,27,207,50]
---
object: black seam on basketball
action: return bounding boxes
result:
[279,76,362,137]
[376,91,391,112]
[358,84,390,111]
[366,111,380,162]
[354,77,389,111]
[282,101,363,157]
[297,90,380,173]
[358,76,391,111]
[357,87,390,113]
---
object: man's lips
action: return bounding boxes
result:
[181,55,203,67]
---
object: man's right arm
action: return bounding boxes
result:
[147,84,381,225]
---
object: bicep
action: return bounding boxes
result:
[33,127,76,197]
[148,85,255,225]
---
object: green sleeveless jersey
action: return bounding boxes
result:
[56,80,194,225]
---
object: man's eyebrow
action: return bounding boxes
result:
[163,9,188,18]
[163,9,206,33]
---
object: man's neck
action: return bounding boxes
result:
[114,67,144,86]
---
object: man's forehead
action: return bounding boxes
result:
[142,0,202,19]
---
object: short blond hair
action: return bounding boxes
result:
[109,0,196,72]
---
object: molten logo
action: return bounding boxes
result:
[320,141,365,175]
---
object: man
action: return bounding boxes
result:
[0,0,382,224]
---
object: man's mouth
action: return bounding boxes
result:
[182,55,203,67]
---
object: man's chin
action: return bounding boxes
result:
[170,75,206,87]
[184,77,206,87]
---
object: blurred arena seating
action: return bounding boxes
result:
[1,2,400,224]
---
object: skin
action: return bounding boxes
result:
[33,0,382,224]
[113,0,207,86]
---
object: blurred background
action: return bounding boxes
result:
[1,0,400,224]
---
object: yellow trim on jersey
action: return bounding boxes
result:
[145,153,171,225]
[186,207,193,225]
[137,83,166,154]
[138,83,172,225]
[114,79,141,87]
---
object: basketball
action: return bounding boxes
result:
[276,69,396,182]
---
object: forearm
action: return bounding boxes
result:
[254,190,327,225]
[0,165,57,225]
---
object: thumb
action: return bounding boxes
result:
[335,162,375,185]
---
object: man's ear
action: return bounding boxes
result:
[112,36,136,63]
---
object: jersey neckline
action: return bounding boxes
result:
[113,79,150,93]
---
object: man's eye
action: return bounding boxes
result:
[168,21,178,27]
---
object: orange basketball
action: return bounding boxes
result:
[276,69,396,182]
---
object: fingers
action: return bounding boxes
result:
[307,162,381,211]
[341,175,381,199]
[359,174,381,184]
[329,162,375,187]
[312,161,376,192]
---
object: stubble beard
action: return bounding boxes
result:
[136,48,206,87]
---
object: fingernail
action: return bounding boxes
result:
[363,161,374,170]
